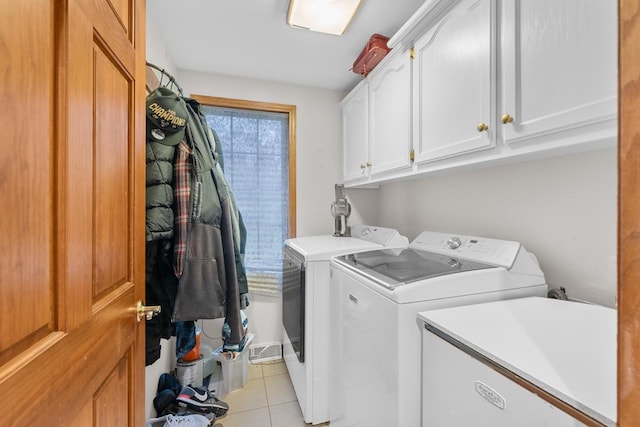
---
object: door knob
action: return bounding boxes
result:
[136,301,161,322]
[501,114,514,124]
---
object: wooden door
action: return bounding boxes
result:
[0,0,146,425]
[619,1,640,425]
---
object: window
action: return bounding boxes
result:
[194,95,296,296]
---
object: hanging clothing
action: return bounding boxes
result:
[195,106,225,170]
[174,320,197,360]
[172,140,192,278]
[144,87,190,366]
[207,128,248,297]
[145,141,176,241]
[192,101,250,337]
[171,98,249,349]
[145,240,177,365]
[143,76,250,356]
[171,121,227,321]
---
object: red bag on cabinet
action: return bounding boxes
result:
[351,34,391,77]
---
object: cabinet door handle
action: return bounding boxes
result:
[366,162,372,167]
[477,122,489,132]
[501,114,514,124]
[360,163,366,169]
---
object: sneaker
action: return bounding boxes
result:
[165,414,211,427]
[176,386,229,417]
[162,402,216,423]
[146,414,211,427]
[146,415,166,427]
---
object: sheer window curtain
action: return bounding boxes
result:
[202,106,289,296]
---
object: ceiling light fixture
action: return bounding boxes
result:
[287,0,362,36]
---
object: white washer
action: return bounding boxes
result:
[282,225,408,425]
[328,231,548,427]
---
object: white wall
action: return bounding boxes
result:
[146,4,179,80]
[377,148,618,308]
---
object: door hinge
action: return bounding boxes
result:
[410,149,415,161]
[410,48,415,59]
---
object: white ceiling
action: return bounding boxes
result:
[147,0,425,92]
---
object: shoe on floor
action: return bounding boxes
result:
[146,413,211,427]
[162,402,216,423]
[176,386,229,417]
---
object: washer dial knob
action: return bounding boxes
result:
[447,237,462,250]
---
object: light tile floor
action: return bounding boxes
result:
[210,359,329,427]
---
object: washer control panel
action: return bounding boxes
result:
[412,231,521,268]
[351,224,408,246]
[447,236,462,250]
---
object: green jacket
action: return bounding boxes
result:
[145,141,175,241]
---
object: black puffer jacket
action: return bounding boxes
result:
[145,141,175,241]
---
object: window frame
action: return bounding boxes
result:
[191,94,297,240]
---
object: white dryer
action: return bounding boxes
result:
[282,225,408,425]
[328,231,548,427]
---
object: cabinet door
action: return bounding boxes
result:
[501,0,617,147]
[369,51,412,176]
[342,84,370,182]
[413,0,495,164]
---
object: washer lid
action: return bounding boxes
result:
[284,225,408,261]
[285,235,384,261]
[334,248,493,289]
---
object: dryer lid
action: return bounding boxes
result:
[334,248,493,290]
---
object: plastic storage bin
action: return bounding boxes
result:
[213,333,253,395]
[200,343,217,379]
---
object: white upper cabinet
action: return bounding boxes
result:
[500,0,617,149]
[342,49,413,185]
[342,82,370,183]
[412,0,495,164]
[369,51,413,176]
[341,0,617,187]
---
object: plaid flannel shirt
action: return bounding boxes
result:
[173,140,192,277]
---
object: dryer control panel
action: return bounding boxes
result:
[411,231,521,269]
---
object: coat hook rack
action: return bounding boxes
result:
[146,61,184,96]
